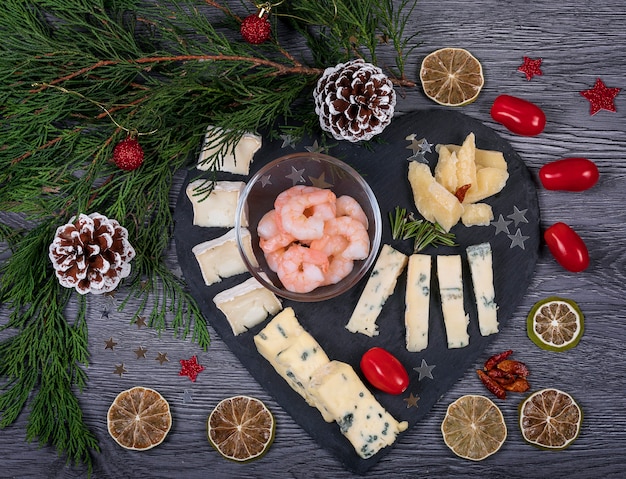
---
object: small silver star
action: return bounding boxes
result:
[183,389,193,404]
[508,228,530,249]
[260,174,272,187]
[286,166,305,185]
[405,135,423,155]
[491,214,512,235]
[304,140,325,154]
[100,308,110,320]
[508,206,529,227]
[280,134,297,149]
[413,359,436,380]
[418,138,433,154]
[407,152,428,163]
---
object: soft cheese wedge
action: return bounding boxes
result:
[192,228,257,286]
[213,275,282,335]
[197,127,261,175]
[404,254,432,352]
[436,255,469,348]
[408,162,464,232]
[308,361,408,459]
[346,244,408,337]
[466,242,499,336]
[186,180,246,228]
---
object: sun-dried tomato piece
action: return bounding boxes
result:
[496,359,529,378]
[476,370,506,400]
[484,350,514,371]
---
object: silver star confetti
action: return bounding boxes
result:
[183,389,193,404]
[491,214,512,235]
[508,228,530,249]
[286,166,305,185]
[260,174,272,188]
[418,138,433,154]
[304,140,325,154]
[508,206,529,227]
[280,134,297,149]
[405,134,423,155]
[413,359,436,380]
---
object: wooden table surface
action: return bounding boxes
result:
[2,1,626,477]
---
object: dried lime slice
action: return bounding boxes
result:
[519,388,582,450]
[527,297,584,351]
[207,395,275,462]
[441,394,507,461]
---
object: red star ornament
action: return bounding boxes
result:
[580,78,621,115]
[517,56,543,81]
[179,355,205,382]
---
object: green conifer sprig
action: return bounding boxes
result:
[0,0,419,471]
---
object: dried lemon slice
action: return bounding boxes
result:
[420,47,484,106]
[527,297,584,351]
[107,386,172,450]
[519,388,582,450]
[441,394,507,461]
[207,395,275,462]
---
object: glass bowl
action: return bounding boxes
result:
[235,152,382,302]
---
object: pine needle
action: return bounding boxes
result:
[389,206,457,252]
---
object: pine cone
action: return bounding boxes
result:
[313,59,396,143]
[49,213,136,295]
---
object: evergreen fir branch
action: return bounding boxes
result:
[0,0,420,470]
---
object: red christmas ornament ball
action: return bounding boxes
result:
[113,137,144,171]
[240,14,271,44]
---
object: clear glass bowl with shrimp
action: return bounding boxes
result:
[235,152,382,302]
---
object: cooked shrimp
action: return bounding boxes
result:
[336,195,369,228]
[257,210,280,239]
[323,216,370,260]
[307,201,336,222]
[265,248,284,272]
[275,244,329,293]
[276,186,336,241]
[310,234,354,285]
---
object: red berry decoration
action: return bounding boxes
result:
[113,137,144,171]
[240,13,271,44]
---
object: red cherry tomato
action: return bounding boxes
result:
[539,157,599,191]
[490,94,546,136]
[544,222,589,272]
[360,347,409,395]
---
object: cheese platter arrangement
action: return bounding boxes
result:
[173,108,540,473]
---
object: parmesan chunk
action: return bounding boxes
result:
[461,203,494,227]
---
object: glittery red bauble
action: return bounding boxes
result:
[113,137,144,171]
[240,14,271,44]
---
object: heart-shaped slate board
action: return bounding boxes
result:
[173,109,540,473]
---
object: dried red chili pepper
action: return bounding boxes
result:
[487,368,516,385]
[454,184,471,202]
[476,370,506,399]
[484,349,514,371]
[496,359,530,378]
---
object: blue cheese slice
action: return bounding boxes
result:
[186,180,247,228]
[466,242,499,336]
[197,127,262,175]
[436,255,469,348]
[213,275,282,335]
[192,228,257,286]
[404,254,431,352]
[308,361,408,459]
[346,244,408,337]
[254,307,304,359]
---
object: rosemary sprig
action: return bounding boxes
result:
[389,206,457,252]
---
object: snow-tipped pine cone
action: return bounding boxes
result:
[49,213,136,295]
[313,59,396,143]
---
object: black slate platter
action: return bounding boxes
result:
[173,109,540,473]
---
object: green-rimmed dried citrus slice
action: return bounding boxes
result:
[527,297,584,351]
[519,388,582,450]
[107,386,172,450]
[420,48,484,106]
[441,394,507,461]
[207,395,275,462]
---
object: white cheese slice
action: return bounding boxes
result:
[466,242,499,336]
[404,254,431,352]
[197,127,262,175]
[436,255,469,348]
[308,361,408,459]
[186,180,247,228]
[192,228,257,286]
[213,275,282,335]
[346,244,408,337]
